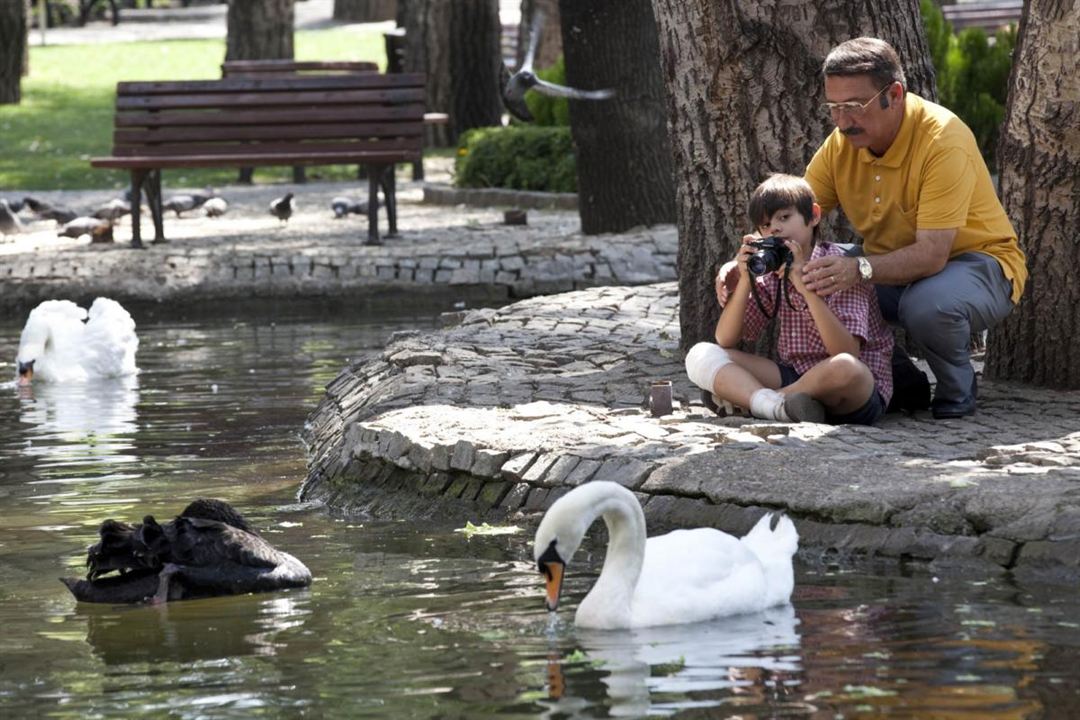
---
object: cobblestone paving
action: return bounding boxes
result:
[0,177,675,310]
[302,283,1080,583]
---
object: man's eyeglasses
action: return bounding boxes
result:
[822,84,892,118]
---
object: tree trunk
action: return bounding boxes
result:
[0,0,27,104]
[984,0,1080,388]
[518,0,561,70]
[559,0,675,235]
[649,0,936,349]
[226,0,294,62]
[333,0,395,23]
[404,0,501,147]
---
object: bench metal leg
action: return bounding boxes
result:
[147,169,166,244]
[130,170,146,249]
[365,163,382,246]
[412,160,423,181]
[380,165,398,238]
[292,166,306,184]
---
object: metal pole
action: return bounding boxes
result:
[38,0,46,46]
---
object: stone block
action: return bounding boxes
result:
[500,482,532,511]
[591,457,654,490]
[472,449,510,478]
[477,481,511,508]
[450,440,477,472]
[501,452,537,482]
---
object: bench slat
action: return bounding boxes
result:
[222,60,380,75]
[114,104,427,128]
[116,88,426,111]
[91,150,421,170]
[114,122,424,145]
[118,73,425,94]
[111,137,421,157]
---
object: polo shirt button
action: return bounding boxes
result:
[875,175,881,181]
[874,197,881,203]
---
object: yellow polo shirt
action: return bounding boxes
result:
[805,93,1027,303]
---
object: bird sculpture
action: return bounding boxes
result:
[61,499,313,604]
[269,193,294,223]
[15,297,138,384]
[330,196,373,219]
[23,196,78,225]
[500,11,615,122]
[203,197,228,218]
[92,198,131,222]
[58,216,114,243]
[0,199,22,235]
[533,482,798,629]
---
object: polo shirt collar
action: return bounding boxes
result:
[859,92,920,168]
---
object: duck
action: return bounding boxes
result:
[15,297,138,384]
[61,499,312,604]
[533,481,798,629]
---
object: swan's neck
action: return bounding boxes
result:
[576,491,647,628]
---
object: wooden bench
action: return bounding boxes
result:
[91,73,427,248]
[940,0,1022,34]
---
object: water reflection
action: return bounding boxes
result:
[546,606,801,717]
[73,591,312,665]
[17,375,140,462]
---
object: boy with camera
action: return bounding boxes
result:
[685,174,893,425]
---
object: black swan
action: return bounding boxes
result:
[61,499,312,604]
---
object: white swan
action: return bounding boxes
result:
[533,481,798,629]
[15,298,138,384]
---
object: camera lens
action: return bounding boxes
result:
[747,253,772,276]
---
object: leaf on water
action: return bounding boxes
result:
[454,521,521,537]
[841,685,898,698]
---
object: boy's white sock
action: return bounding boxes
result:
[685,342,731,392]
[749,388,792,422]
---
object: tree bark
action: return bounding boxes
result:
[518,0,561,70]
[226,0,294,62]
[649,0,936,349]
[333,0,395,23]
[0,0,27,104]
[559,0,675,235]
[404,0,501,147]
[985,0,1080,387]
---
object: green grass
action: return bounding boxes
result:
[0,28,388,191]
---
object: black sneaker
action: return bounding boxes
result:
[783,392,826,423]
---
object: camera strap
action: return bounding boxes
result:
[748,260,801,319]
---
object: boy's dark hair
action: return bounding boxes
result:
[748,173,817,229]
[822,37,906,89]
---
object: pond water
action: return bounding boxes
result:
[1,306,1078,719]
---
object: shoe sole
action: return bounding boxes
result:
[784,392,826,423]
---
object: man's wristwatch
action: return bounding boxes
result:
[857,256,873,282]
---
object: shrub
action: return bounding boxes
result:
[455,125,576,193]
[919,0,1016,165]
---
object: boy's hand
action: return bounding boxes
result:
[716,235,758,306]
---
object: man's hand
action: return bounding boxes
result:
[803,255,859,296]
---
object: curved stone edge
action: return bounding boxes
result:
[423,183,578,210]
[301,284,1080,585]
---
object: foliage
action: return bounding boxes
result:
[454,125,576,193]
[0,28,385,190]
[919,0,1016,165]
[522,56,570,127]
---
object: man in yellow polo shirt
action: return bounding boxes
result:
[802,37,1026,419]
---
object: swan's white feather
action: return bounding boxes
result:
[16,298,138,383]
[534,482,798,629]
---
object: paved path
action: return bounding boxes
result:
[0,166,674,311]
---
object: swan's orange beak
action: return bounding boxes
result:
[16,360,34,385]
[542,561,564,611]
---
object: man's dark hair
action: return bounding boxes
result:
[748,174,816,229]
[822,37,906,88]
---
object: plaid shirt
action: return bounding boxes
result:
[743,242,894,404]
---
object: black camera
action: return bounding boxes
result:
[746,236,792,277]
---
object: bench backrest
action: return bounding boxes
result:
[110,74,425,164]
[221,59,379,78]
[940,0,1022,33]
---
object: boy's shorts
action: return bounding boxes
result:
[778,364,886,426]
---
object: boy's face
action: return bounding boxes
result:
[757,204,820,249]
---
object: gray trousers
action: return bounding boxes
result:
[874,252,1014,405]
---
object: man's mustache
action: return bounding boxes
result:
[842,127,864,136]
